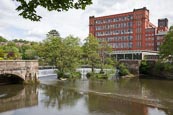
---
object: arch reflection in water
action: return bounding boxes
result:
[0,84,38,113]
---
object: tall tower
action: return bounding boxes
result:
[89,16,95,36]
[157,18,168,33]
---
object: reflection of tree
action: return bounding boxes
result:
[40,84,82,110]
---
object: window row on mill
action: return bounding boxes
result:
[145,42,154,46]
[95,15,133,24]
[145,37,154,41]
[97,36,133,42]
[95,29,133,36]
[105,42,133,48]
[95,22,133,30]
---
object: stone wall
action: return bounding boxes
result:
[119,60,141,75]
[0,60,38,83]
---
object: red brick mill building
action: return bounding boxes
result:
[89,7,168,60]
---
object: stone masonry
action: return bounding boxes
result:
[0,60,38,83]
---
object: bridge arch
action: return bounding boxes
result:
[0,60,39,84]
[0,73,24,84]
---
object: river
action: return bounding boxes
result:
[0,75,173,115]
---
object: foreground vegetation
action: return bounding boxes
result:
[1,30,131,79]
[140,27,173,79]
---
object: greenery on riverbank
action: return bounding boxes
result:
[0,30,132,80]
[140,60,173,79]
[0,37,39,60]
[140,26,173,79]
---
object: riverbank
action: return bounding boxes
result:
[139,60,173,80]
[121,74,136,78]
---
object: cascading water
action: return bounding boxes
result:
[38,69,57,77]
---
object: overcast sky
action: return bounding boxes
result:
[0,0,173,42]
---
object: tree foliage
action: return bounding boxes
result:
[99,41,114,69]
[47,30,60,38]
[15,0,92,21]
[1,42,21,59]
[0,36,8,42]
[12,39,30,43]
[159,26,173,60]
[83,34,100,72]
[40,34,82,78]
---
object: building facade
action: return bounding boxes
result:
[155,18,168,51]
[89,7,168,52]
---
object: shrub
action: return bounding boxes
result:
[70,71,81,79]
[86,72,95,79]
[118,63,130,76]
[139,60,151,74]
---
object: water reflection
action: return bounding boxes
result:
[88,92,148,115]
[40,84,83,109]
[39,77,173,115]
[0,76,173,115]
[140,79,173,113]
[0,84,38,113]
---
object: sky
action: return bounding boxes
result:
[0,0,173,42]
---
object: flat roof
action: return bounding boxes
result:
[111,50,158,54]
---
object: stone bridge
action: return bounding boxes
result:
[0,60,38,84]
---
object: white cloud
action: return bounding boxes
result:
[0,0,173,42]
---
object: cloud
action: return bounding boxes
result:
[0,0,173,42]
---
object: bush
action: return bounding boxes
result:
[56,71,70,79]
[86,71,111,80]
[155,61,173,73]
[118,63,130,76]
[70,71,81,79]
[139,60,151,74]
[86,72,95,79]
[0,57,4,60]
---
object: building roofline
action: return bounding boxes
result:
[158,18,168,21]
[90,11,133,19]
[89,7,149,20]
[133,7,149,12]
[148,22,157,28]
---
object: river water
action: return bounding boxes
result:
[0,75,173,115]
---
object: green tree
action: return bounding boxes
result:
[0,48,5,60]
[24,49,37,60]
[19,44,32,59]
[62,35,82,76]
[47,30,60,38]
[0,36,8,42]
[41,35,81,78]
[3,42,21,59]
[41,36,62,66]
[160,26,173,62]
[99,41,114,70]
[12,39,30,43]
[15,0,92,21]
[83,34,100,72]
